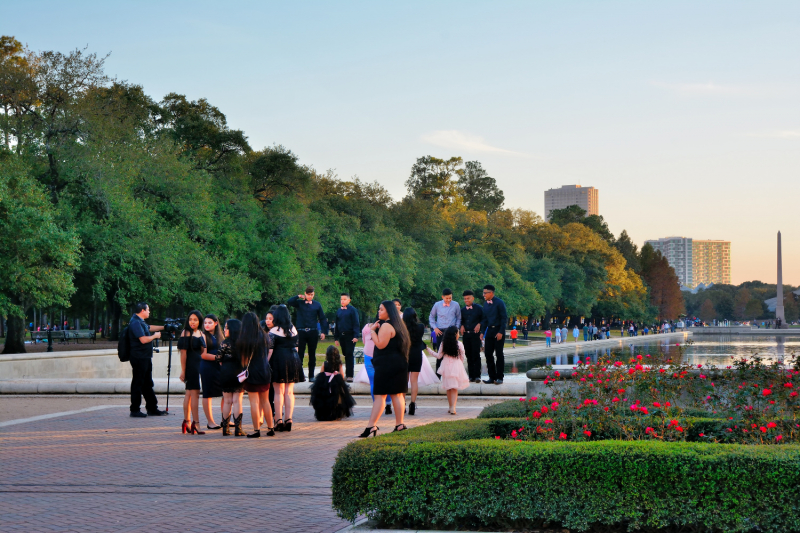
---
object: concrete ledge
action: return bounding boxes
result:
[0,377,528,396]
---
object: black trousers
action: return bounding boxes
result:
[297,329,320,378]
[338,334,356,378]
[462,332,482,380]
[432,339,442,375]
[130,358,158,413]
[484,328,505,381]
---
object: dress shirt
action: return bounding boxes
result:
[128,314,153,359]
[460,304,484,333]
[335,305,360,339]
[287,296,329,333]
[429,300,461,331]
[482,296,508,336]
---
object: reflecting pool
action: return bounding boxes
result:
[503,334,800,375]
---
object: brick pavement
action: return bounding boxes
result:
[0,401,478,533]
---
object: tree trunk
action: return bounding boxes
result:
[110,299,122,341]
[3,315,27,354]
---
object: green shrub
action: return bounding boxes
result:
[477,399,529,419]
[332,419,800,532]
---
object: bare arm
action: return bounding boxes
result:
[371,322,395,349]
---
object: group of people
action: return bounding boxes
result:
[125,284,508,439]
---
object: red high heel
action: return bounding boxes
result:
[190,421,206,435]
[182,420,190,434]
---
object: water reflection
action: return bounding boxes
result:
[506,334,800,373]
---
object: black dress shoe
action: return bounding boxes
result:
[146,409,167,416]
[482,379,494,384]
[473,378,482,383]
[130,411,147,418]
[495,379,504,385]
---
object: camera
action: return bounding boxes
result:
[162,317,184,339]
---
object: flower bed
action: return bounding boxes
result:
[332,419,800,532]
[513,352,800,444]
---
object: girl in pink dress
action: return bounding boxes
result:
[428,325,470,415]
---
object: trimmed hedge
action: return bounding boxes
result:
[332,419,800,532]
[478,399,727,420]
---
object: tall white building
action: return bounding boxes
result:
[645,237,694,287]
[544,185,599,221]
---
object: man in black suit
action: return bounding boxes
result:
[460,290,483,383]
[481,284,507,385]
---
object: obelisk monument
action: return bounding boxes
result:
[776,231,786,328]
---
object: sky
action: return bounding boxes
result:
[6,1,799,285]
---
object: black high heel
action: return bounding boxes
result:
[358,426,378,438]
[275,418,285,432]
[408,402,416,415]
[284,419,292,432]
[266,427,275,437]
[393,424,407,432]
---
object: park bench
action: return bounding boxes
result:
[64,329,97,344]
[30,330,66,343]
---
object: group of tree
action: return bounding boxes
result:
[2,37,676,353]
[684,281,798,323]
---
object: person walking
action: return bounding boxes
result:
[287,286,328,380]
[269,305,303,433]
[127,302,167,418]
[510,327,518,348]
[429,326,469,414]
[460,290,483,383]
[583,323,589,342]
[554,326,562,344]
[429,288,461,376]
[310,345,356,421]
[178,310,206,435]
[334,293,360,382]
[545,328,552,347]
[199,314,224,430]
[572,325,579,343]
[216,319,246,436]
[561,325,569,344]
[481,285,507,385]
[358,301,410,438]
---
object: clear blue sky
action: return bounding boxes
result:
[7,1,800,284]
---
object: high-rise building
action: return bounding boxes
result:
[645,237,693,287]
[544,185,599,221]
[692,240,732,286]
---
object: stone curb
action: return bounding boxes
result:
[0,378,528,396]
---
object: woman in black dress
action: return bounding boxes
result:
[358,300,410,438]
[200,314,224,430]
[239,312,274,438]
[179,310,206,435]
[310,345,356,421]
[402,307,425,416]
[269,305,304,432]
[217,319,246,436]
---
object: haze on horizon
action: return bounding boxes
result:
[8,0,799,285]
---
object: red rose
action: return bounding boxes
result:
[763,388,772,396]
[559,432,567,439]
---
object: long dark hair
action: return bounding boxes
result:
[224,318,242,347]
[236,312,265,368]
[272,305,294,336]
[381,300,410,359]
[182,310,204,336]
[402,307,423,345]
[203,314,224,349]
[441,325,459,358]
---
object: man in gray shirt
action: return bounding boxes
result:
[429,288,461,375]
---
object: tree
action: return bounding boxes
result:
[699,299,716,323]
[614,230,640,272]
[639,248,684,320]
[733,288,751,320]
[548,205,615,244]
[0,154,80,352]
[457,161,504,214]
[745,299,763,321]
[247,145,313,205]
[404,155,463,207]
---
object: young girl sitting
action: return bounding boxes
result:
[310,345,356,421]
[428,326,470,415]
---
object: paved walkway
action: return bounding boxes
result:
[0,396,488,532]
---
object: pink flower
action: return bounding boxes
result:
[636,354,643,360]
[519,398,525,402]
[532,397,538,401]
[776,435,783,441]
[580,378,586,382]
[554,371,561,377]
[645,427,654,434]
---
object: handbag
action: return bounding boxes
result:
[237,357,251,383]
